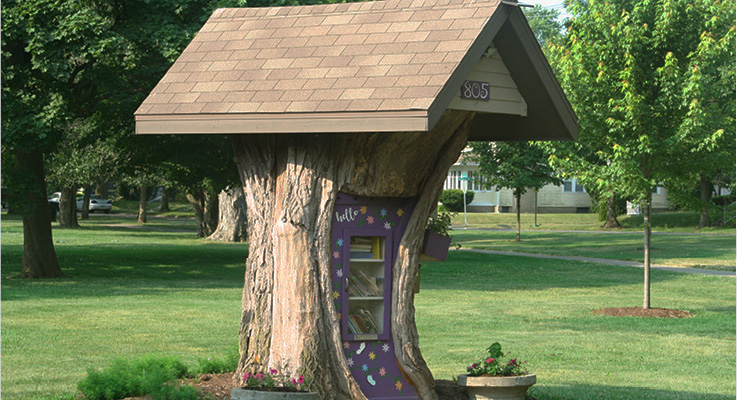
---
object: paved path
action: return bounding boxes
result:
[458,248,736,277]
[451,226,735,236]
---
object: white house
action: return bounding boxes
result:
[445,160,671,213]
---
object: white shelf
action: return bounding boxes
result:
[349,296,384,301]
[349,258,384,263]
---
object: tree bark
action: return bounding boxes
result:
[231,110,473,399]
[160,188,171,212]
[186,188,219,238]
[643,193,652,309]
[602,194,622,229]
[207,186,247,242]
[15,148,63,278]
[515,189,521,242]
[80,184,93,220]
[95,181,108,196]
[138,185,148,223]
[59,185,79,228]
[698,176,711,228]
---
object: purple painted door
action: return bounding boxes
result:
[331,193,419,399]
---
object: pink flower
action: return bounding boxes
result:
[255,373,264,380]
[486,358,495,364]
[270,368,278,375]
[472,363,478,368]
[367,216,374,224]
[508,359,517,365]
[291,378,298,385]
[243,372,251,380]
[298,375,305,384]
[333,251,340,259]
[379,367,387,376]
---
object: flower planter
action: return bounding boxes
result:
[456,374,536,400]
[420,229,451,261]
[231,387,319,400]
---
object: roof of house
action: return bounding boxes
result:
[135,0,577,141]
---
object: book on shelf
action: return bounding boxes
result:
[348,308,380,334]
[348,272,383,297]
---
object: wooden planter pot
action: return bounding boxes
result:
[420,230,452,261]
[456,374,537,400]
[231,388,319,400]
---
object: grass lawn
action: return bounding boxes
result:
[451,211,736,234]
[450,230,736,271]
[2,215,734,399]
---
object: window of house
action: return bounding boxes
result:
[562,179,585,193]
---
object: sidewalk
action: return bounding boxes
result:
[458,248,736,277]
[451,226,735,236]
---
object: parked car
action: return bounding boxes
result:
[77,195,113,213]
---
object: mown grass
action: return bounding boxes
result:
[450,230,736,271]
[451,211,736,233]
[2,216,734,400]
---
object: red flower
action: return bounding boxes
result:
[255,373,264,380]
[269,368,278,375]
[486,358,495,364]
[298,375,305,384]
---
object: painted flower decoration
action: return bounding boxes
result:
[379,367,387,377]
[344,342,351,349]
[347,358,354,367]
[367,216,375,224]
[360,206,368,214]
[337,269,343,278]
[397,208,404,217]
[395,381,403,391]
[382,343,390,353]
[333,251,340,259]
[362,364,369,372]
[333,291,339,299]
[384,222,391,230]
[337,238,343,247]
[368,351,376,360]
[380,208,387,217]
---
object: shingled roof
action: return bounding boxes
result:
[135,0,577,140]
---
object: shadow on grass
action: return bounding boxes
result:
[532,383,734,400]
[420,250,683,293]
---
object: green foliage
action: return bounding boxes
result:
[469,142,562,197]
[523,5,563,47]
[595,196,627,222]
[465,342,529,377]
[196,350,239,375]
[426,211,454,237]
[439,189,475,212]
[77,356,192,400]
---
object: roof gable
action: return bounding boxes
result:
[135,0,576,140]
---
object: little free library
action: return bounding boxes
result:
[135,0,577,398]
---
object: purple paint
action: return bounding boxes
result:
[332,193,419,399]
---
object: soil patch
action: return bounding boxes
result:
[592,307,693,318]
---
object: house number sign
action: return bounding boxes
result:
[461,80,491,101]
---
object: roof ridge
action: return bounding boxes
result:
[211,0,500,20]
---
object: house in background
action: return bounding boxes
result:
[445,159,671,213]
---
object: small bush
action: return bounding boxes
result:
[196,350,239,374]
[439,189,474,212]
[77,356,191,400]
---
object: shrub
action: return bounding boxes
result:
[196,350,239,374]
[439,189,474,212]
[77,356,191,400]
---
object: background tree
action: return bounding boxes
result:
[2,0,246,277]
[470,142,562,241]
[551,0,735,308]
[207,186,248,242]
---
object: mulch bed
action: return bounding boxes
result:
[592,307,693,318]
[180,375,539,400]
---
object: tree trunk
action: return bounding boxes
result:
[602,194,622,229]
[231,110,473,399]
[80,184,93,220]
[207,186,247,242]
[187,188,220,238]
[515,189,521,242]
[15,148,63,278]
[138,185,148,223]
[643,193,652,309]
[160,188,171,212]
[59,185,80,228]
[95,181,108,196]
[698,177,711,228]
